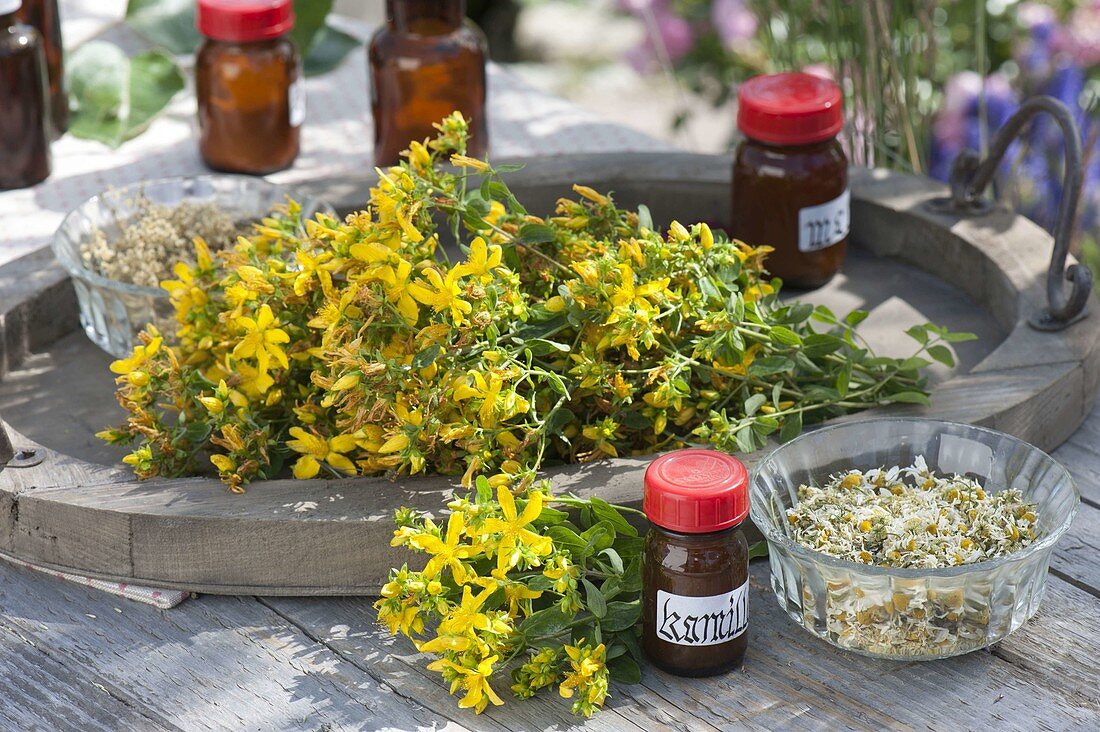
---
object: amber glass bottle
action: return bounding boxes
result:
[0,0,51,189]
[732,73,849,289]
[15,0,66,135]
[370,0,488,166]
[196,0,302,175]
[642,449,750,677]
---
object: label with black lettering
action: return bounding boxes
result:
[798,188,850,253]
[655,583,748,646]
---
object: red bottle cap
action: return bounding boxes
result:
[197,0,295,43]
[737,72,844,146]
[644,449,749,533]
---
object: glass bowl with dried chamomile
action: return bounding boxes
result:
[52,176,331,358]
[750,418,1078,660]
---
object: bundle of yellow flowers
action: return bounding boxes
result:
[377,476,643,717]
[100,112,969,492]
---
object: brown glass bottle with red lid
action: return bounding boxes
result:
[196,0,302,175]
[0,0,51,190]
[732,72,849,289]
[642,449,749,677]
[369,0,488,166]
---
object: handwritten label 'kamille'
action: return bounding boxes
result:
[655,583,748,647]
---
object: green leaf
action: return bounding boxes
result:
[888,391,932,405]
[599,547,624,574]
[544,407,575,437]
[537,506,569,525]
[905,324,930,345]
[942,330,979,343]
[581,578,607,618]
[778,410,803,443]
[608,655,643,684]
[734,425,757,453]
[475,475,492,504]
[636,204,653,231]
[290,0,333,55]
[801,333,845,358]
[748,356,795,376]
[302,24,361,76]
[526,574,554,591]
[518,605,573,639]
[743,393,767,416]
[125,0,201,54]
[517,223,557,245]
[68,44,185,148]
[769,326,803,347]
[547,525,586,556]
[590,498,638,538]
[602,601,641,632]
[412,344,441,368]
[581,521,616,555]
[844,309,870,327]
[926,344,956,368]
[749,540,770,560]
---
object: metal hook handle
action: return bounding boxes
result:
[933,96,1091,331]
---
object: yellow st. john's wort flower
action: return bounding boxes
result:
[373,259,420,325]
[481,485,553,571]
[408,267,472,325]
[426,654,504,714]
[286,426,358,478]
[232,304,290,376]
[412,511,483,583]
[453,370,530,427]
[438,582,497,637]
[110,333,163,378]
[455,236,503,282]
[558,642,609,717]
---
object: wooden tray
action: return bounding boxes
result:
[2,153,1098,595]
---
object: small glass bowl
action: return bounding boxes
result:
[52,176,331,359]
[750,418,1079,660]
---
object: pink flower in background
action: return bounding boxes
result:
[711,0,757,48]
[934,71,983,150]
[624,2,696,73]
[1066,0,1100,66]
[801,63,835,81]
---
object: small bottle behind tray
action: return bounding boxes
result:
[16,0,66,136]
[732,72,850,289]
[0,0,51,190]
[369,0,488,167]
[196,0,303,175]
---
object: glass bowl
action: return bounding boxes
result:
[749,418,1078,660]
[52,175,331,359]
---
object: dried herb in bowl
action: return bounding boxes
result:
[785,457,1041,656]
[80,196,240,287]
[786,456,1039,567]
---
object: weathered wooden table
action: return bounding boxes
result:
[2,417,1099,731]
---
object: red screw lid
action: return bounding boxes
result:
[737,72,844,146]
[644,449,749,533]
[197,0,295,43]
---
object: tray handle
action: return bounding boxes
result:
[930,95,1091,331]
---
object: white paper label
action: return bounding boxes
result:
[798,188,850,253]
[289,77,306,128]
[655,582,748,647]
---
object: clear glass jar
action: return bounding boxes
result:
[369,0,488,166]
